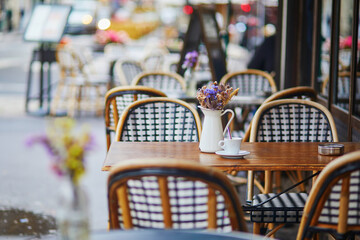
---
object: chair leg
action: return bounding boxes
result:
[265,223,285,238]
[253,223,262,235]
[95,85,104,116]
[264,170,272,193]
[296,170,306,192]
[50,78,65,116]
[67,84,78,118]
[274,172,282,193]
[247,171,255,203]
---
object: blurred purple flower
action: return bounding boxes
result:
[25,135,57,157]
[182,50,198,69]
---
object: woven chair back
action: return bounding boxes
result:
[115,98,201,142]
[108,160,248,231]
[220,69,277,95]
[297,150,360,240]
[250,99,338,143]
[114,60,143,86]
[132,72,186,97]
[242,86,318,142]
[104,86,167,151]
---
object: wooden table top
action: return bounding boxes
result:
[103,142,360,172]
[90,229,262,240]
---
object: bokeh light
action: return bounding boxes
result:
[97,18,111,30]
[241,4,251,12]
[235,22,247,33]
[81,14,93,25]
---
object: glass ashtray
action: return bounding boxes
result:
[318,143,344,156]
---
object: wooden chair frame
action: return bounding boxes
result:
[104,86,167,151]
[108,159,248,231]
[297,150,360,240]
[115,97,202,142]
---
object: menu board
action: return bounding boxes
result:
[24,4,71,43]
[177,7,227,82]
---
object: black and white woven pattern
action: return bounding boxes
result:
[120,101,199,142]
[121,62,143,85]
[256,103,334,142]
[117,176,231,231]
[136,74,184,96]
[248,192,307,223]
[318,171,360,226]
[225,74,274,96]
[108,93,158,129]
[143,54,164,71]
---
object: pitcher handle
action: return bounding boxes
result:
[221,109,235,137]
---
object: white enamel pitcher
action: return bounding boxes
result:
[198,106,235,153]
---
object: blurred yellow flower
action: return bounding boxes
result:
[26,118,95,185]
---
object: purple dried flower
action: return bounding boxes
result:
[182,50,199,69]
[197,81,238,110]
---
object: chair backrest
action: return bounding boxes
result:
[115,98,201,142]
[56,43,80,78]
[142,52,165,71]
[220,69,277,95]
[250,99,338,143]
[297,150,360,240]
[104,86,167,151]
[56,43,96,80]
[114,60,144,86]
[242,86,318,142]
[132,72,186,97]
[264,86,317,103]
[108,159,248,231]
[321,71,360,110]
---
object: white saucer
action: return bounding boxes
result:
[215,150,250,159]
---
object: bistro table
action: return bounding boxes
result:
[103,142,360,172]
[91,229,263,240]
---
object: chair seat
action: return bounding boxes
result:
[243,192,308,223]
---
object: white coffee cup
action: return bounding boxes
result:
[218,138,242,155]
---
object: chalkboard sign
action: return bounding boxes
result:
[24,4,72,43]
[177,7,227,82]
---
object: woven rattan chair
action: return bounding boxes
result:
[131,72,186,98]
[244,99,338,237]
[242,86,318,142]
[104,86,167,151]
[231,87,318,194]
[297,150,360,240]
[50,43,108,117]
[107,159,248,231]
[113,60,143,86]
[220,69,277,135]
[220,69,277,96]
[142,52,165,71]
[115,98,201,142]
